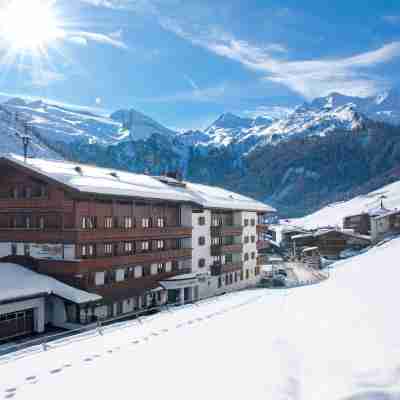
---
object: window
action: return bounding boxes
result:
[235,272,238,282]
[88,244,95,257]
[156,217,165,228]
[198,258,206,268]
[11,243,17,256]
[240,270,244,281]
[95,272,105,286]
[104,243,113,255]
[38,216,45,230]
[244,253,249,261]
[198,216,206,226]
[24,187,32,199]
[123,217,133,229]
[157,263,166,273]
[81,244,87,257]
[251,219,256,226]
[251,235,255,243]
[244,236,249,244]
[218,277,222,288]
[81,216,97,230]
[124,242,134,254]
[104,217,113,229]
[251,252,255,260]
[246,269,250,279]
[212,237,221,246]
[156,240,164,250]
[25,216,31,229]
[141,241,150,251]
[255,267,260,276]
[244,219,249,227]
[212,216,222,227]
[142,218,150,228]
[24,244,30,256]
[40,185,47,198]
[198,236,206,246]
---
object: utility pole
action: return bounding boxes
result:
[22,135,31,163]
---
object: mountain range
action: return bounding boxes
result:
[2,89,400,216]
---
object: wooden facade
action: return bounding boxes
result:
[0,160,193,321]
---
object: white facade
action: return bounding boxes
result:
[195,210,263,300]
[191,210,212,275]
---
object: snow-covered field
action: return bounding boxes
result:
[294,179,400,230]
[1,238,400,400]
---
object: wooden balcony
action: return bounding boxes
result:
[211,225,243,237]
[78,248,193,270]
[210,243,243,256]
[256,240,270,251]
[37,248,192,275]
[0,226,192,244]
[0,198,73,212]
[210,262,243,276]
[77,226,192,242]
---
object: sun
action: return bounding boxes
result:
[0,0,61,52]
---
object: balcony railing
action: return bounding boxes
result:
[0,225,193,243]
[78,248,193,270]
[210,243,243,256]
[210,262,243,276]
[211,225,243,237]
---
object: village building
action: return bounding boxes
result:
[0,155,274,335]
[155,177,275,298]
[0,155,197,325]
[292,229,371,259]
[370,209,400,243]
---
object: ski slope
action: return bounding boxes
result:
[294,179,400,230]
[1,238,400,400]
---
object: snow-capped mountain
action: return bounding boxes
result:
[110,108,176,141]
[309,89,400,126]
[181,88,400,151]
[2,98,125,146]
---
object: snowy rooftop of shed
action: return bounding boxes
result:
[0,263,101,304]
[4,155,195,203]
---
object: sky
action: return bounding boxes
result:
[1,0,400,129]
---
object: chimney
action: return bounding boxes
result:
[166,170,183,182]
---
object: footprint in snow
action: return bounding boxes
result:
[5,393,16,399]
[50,368,62,374]
[84,357,92,362]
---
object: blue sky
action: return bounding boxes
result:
[1,0,400,129]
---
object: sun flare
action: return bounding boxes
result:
[0,0,61,52]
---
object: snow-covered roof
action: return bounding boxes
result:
[293,229,371,242]
[179,181,275,213]
[0,263,101,304]
[3,154,195,203]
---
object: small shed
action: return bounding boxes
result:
[371,209,400,243]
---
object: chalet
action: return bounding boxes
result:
[292,229,371,259]
[0,154,274,332]
[343,206,391,236]
[370,209,400,243]
[0,155,197,325]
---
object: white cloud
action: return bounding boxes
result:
[63,30,128,49]
[159,21,400,99]
[30,69,66,87]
